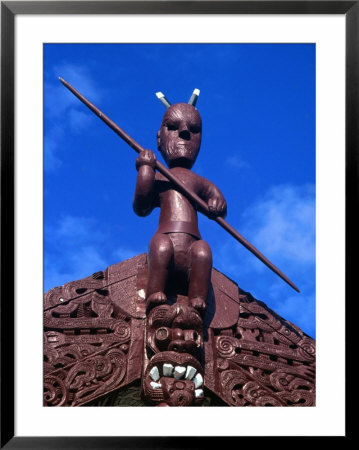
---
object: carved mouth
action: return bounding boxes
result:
[145,351,204,399]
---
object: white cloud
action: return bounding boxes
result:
[44,64,101,171]
[204,184,315,279]
[55,64,100,100]
[45,214,143,292]
[225,154,250,170]
[273,292,315,337]
[68,109,92,133]
[242,183,315,266]
[44,136,62,171]
[44,215,105,290]
[44,245,107,292]
[212,183,315,337]
[56,215,100,241]
[113,246,142,262]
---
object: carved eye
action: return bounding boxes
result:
[190,125,200,134]
[166,123,177,131]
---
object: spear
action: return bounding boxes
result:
[59,77,300,293]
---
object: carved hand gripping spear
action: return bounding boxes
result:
[59,77,300,293]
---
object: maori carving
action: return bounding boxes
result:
[44,254,315,407]
[220,369,285,406]
[44,346,128,406]
[146,300,203,356]
[142,294,205,406]
[205,289,316,407]
[43,255,147,406]
[43,374,69,407]
[133,100,227,316]
[142,351,204,406]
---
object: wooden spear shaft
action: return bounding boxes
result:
[59,77,300,293]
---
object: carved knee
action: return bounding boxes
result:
[191,240,212,267]
[149,234,173,263]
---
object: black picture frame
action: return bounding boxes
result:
[1,1,354,447]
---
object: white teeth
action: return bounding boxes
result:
[195,389,204,398]
[174,366,186,379]
[150,381,162,389]
[185,366,197,380]
[149,366,160,382]
[163,363,174,377]
[193,373,203,388]
[162,363,200,383]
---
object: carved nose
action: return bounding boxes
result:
[178,127,190,140]
[168,340,187,353]
[168,339,197,354]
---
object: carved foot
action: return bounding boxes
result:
[146,292,167,311]
[190,297,206,313]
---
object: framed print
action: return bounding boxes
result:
[1,1,354,447]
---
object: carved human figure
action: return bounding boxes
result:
[133,102,227,313]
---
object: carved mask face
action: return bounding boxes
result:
[157,103,202,169]
[147,303,203,356]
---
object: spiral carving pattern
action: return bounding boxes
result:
[270,371,294,391]
[43,375,69,406]
[297,337,316,360]
[114,320,131,341]
[216,336,238,358]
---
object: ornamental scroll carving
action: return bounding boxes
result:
[204,293,315,407]
[44,254,315,406]
[43,254,147,406]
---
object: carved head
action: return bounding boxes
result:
[157,103,202,169]
[147,302,203,357]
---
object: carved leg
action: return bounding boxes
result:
[188,240,212,313]
[146,233,174,311]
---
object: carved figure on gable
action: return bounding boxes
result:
[133,95,227,314]
[59,78,299,299]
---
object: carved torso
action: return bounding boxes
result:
[154,167,204,237]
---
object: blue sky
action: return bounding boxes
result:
[44,43,315,338]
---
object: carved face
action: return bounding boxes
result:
[157,103,202,169]
[147,302,203,356]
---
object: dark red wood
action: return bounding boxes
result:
[43,255,315,407]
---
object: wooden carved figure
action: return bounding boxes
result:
[133,93,227,314]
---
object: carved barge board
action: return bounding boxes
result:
[43,254,315,406]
